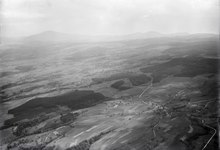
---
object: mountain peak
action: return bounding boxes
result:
[25,31,73,42]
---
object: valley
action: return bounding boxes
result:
[0,33,219,150]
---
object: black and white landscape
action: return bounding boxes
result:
[0,0,219,150]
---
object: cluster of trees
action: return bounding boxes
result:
[8,142,47,150]
[110,80,130,91]
[7,138,30,149]
[128,74,151,86]
[13,114,49,136]
[66,130,112,150]
[60,112,79,123]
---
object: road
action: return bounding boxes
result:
[201,120,216,150]
[138,75,161,138]
[138,75,153,99]
[189,98,216,105]
[189,97,217,149]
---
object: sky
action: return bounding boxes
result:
[0,0,219,37]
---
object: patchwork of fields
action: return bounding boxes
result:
[0,34,219,150]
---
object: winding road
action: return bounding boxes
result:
[201,120,217,150]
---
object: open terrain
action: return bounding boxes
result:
[0,33,219,150]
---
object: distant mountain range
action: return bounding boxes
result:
[24,31,166,43]
[1,31,217,44]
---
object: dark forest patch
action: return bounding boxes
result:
[92,72,133,84]
[15,65,35,73]
[110,80,130,91]
[128,74,151,86]
[140,57,218,83]
[6,90,108,125]
[0,71,17,78]
[92,72,151,86]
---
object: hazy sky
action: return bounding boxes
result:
[1,0,219,37]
